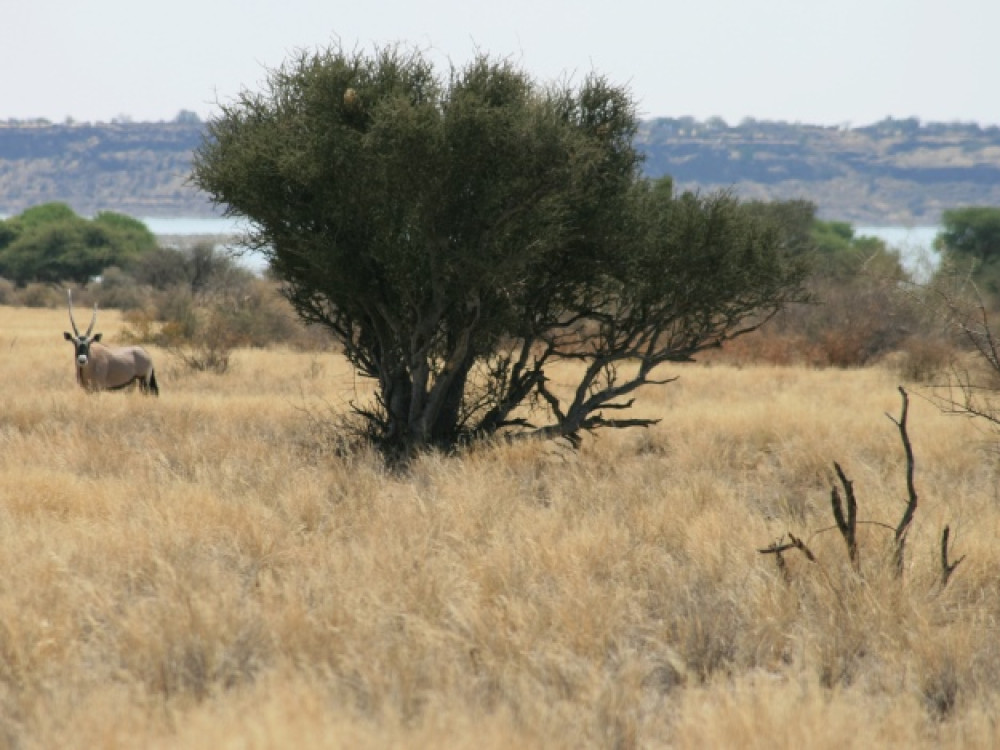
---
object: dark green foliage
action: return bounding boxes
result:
[813,220,904,280]
[937,206,1000,262]
[91,211,157,253]
[14,203,79,227]
[193,43,808,453]
[0,203,156,284]
[746,200,904,280]
[744,199,817,257]
[935,206,1000,298]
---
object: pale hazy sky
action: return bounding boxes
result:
[4,0,998,126]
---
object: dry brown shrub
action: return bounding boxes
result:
[881,335,957,383]
[0,276,15,305]
[18,282,63,308]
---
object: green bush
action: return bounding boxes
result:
[0,203,157,285]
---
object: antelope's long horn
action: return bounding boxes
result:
[85,303,98,337]
[67,290,80,337]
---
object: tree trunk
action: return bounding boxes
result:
[430,354,474,444]
[380,367,413,448]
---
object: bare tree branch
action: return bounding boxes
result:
[759,388,968,590]
[831,462,859,571]
[922,278,1000,432]
[759,533,817,581]
[940,525,966,588]
[888,386,918,577]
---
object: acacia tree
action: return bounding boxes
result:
[935,206,1000,299]
[193,44,808,453]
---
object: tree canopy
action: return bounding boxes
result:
[744,200,901,281]
[193,43,809,454]
[935,206,1000,298]
[937,206,1000,263]
[0,203,157,284]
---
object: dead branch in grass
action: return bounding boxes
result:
[940,525,966,587]
[887,387,919,577]
[758,387,963,588]
[831,462,859,571]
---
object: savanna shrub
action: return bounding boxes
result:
[881,335,956,383]
[123,290,235,374]
[770,275,925,367]
[126,246,196,290]
[19,283,63,308]
[704,329,823,367]
[93,266,149,310]
[123,277,328,372]
[0,277,15,305]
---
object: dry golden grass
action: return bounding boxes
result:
[1,305,999,748]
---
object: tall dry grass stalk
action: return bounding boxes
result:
[0,305,998,748]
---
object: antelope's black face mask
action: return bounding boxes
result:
[65,331,102,366]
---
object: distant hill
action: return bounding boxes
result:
[638,117,1000,224]
[2,116,999,224]
[0,120,208,218]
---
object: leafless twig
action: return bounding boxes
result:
[887,387,918,577]
[758,533,817,581]
[940,525,966,588]
[831,462,859,571]
[758,387,966,588]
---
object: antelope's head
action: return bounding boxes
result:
[64,291,102,366]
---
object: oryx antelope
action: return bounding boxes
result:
[64,291,159,395]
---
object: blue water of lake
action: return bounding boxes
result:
[143,216,264,271]
[854,225,940,279]
[147,217,943,278]
[141,216,247,236]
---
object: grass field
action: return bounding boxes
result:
[1,305,999,748]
